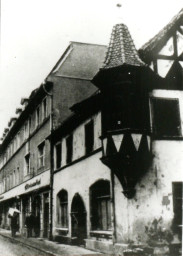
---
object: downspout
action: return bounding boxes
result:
[111,169,117,245]
[43,83,53,240]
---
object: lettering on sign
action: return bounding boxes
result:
[25,179,41,190]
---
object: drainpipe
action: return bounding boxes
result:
[111,169,117,245]
[43,83,53,240]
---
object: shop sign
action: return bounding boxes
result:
[25,179,41,190]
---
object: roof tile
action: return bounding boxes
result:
[103,23,145,69]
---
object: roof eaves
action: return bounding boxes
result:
[139,8,183,58]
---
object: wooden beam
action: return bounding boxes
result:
[157,55,175,60]
[153,59,158,74]
[177,27,183,35]
[173,33,178,58]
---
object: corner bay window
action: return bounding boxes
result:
[57,190,68,228]
[38,142,45,168]
[85,120,94,154]
[90,180,112,231]
[151,97,181,137]
[66,135,73,164]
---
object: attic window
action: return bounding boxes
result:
[151,97,181,137]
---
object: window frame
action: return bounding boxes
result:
[57,190,68,228]
[85,120,94,155]
[66,134,73,164]
[150,97,182,138]
[54,141,62,170]
[36,106,40,127]
[38,141,45,168]
[24,153,30,176]
[90,180,112,232]
[42,97,47,121]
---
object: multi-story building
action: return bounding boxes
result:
[0,42,106,238]
[0,8,182,255]
[51,9,183,255]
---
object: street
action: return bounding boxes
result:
[0,235,48,256]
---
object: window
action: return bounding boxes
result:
[13,170,16,187]
[16,167,20,185]
[24,153,30,175]
[57,190,68,227]
[24,121,29,140]
[55,142,62,169]
[90,180,112,231]
[66,135,73,164]
[17,132,20,148]
[151,98,181,137]
[7,176,10,191]
[10,173,13,188]
[38,142,45,168]
[85,120,94,154]
[42,98,47,120]
[3,178,5,192]
[172,182,182,240]
[36,106,40,127]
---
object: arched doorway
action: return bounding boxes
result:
[71,193,87,245]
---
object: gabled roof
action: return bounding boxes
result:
[48,42,107,80]
[102,23,145,69]
[139,8,183,61]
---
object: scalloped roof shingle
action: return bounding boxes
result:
[102,23,145,69]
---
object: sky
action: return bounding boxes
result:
[0,0,183,137]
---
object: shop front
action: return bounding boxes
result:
[0,170,51,238]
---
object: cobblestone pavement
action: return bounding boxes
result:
[0,229,101,256]
[0,235,47,256]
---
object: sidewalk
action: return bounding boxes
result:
[0,229,101,256]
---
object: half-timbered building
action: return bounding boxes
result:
[52,9,183,255]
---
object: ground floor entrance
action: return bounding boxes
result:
[71,193,87,245]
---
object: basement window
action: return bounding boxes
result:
[90,180,112,231]
[151,98,181,137]
[85,120,94,155]
[66,135,73,164]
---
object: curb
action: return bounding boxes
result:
[0,233,59,256]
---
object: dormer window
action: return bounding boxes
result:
[36,106,40,127]
[42,97,47,120]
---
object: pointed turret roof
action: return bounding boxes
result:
[102,23,145,69]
